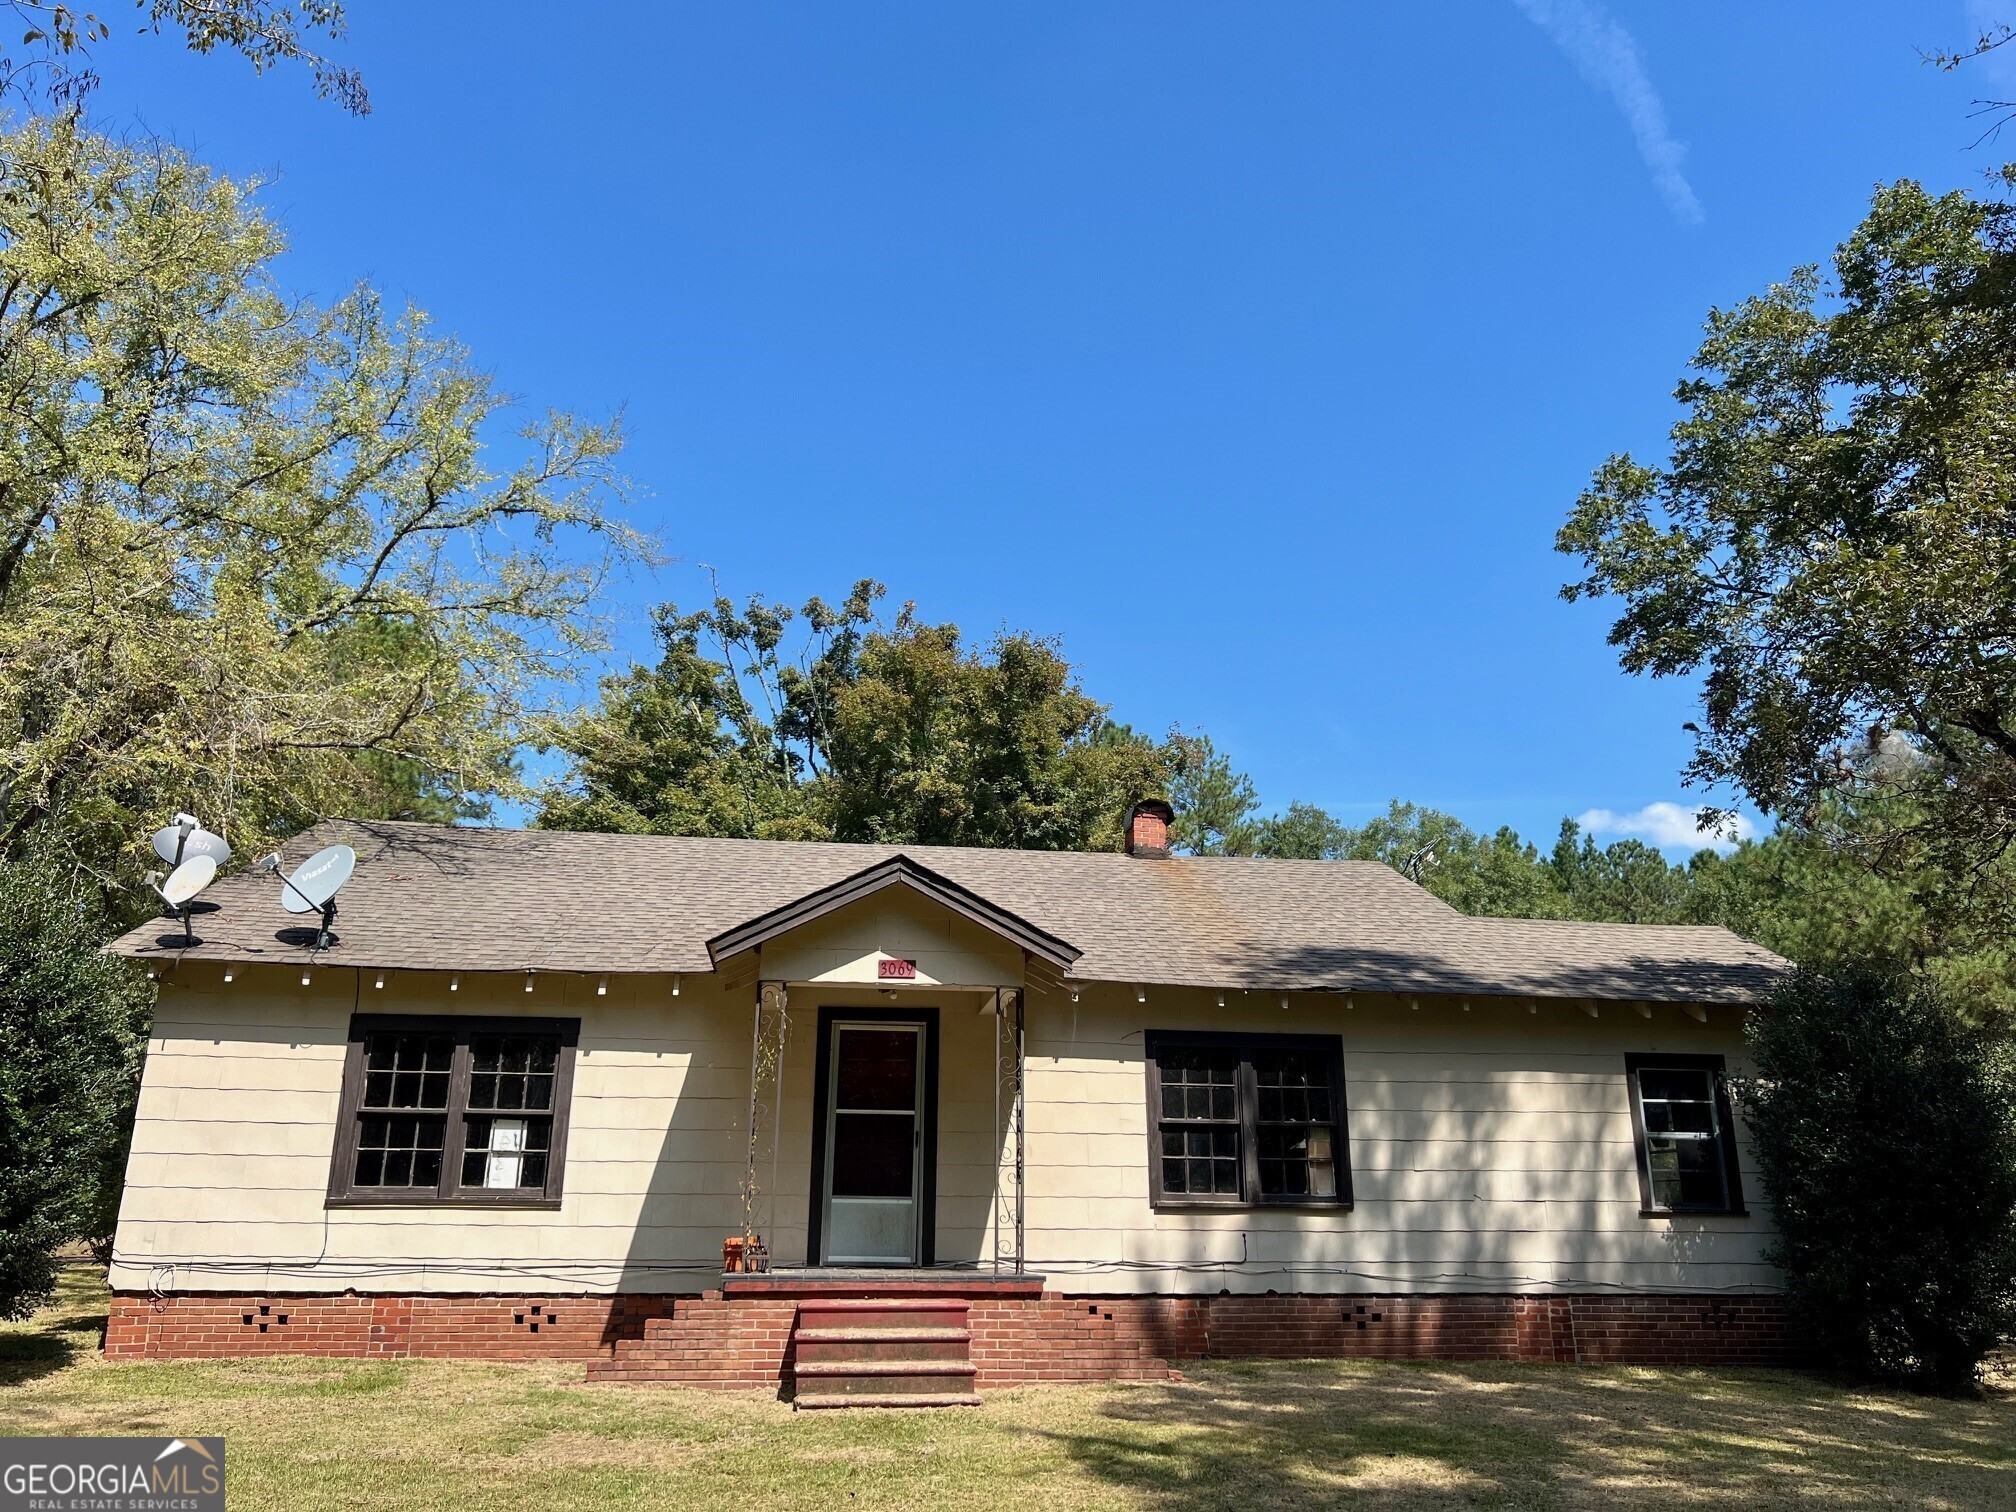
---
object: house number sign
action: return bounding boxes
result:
[877,958,918,980]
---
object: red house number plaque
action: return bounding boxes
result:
[877,958,918,980]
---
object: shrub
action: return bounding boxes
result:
[0,853,153,1319]
[1740,965,2016,1387]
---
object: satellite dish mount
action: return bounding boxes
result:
[291,874,340,953]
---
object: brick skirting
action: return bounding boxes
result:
[1096,1292,1796,1370]
[105,1289,1798,1381]
[102,1292,687,1362]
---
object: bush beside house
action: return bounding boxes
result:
[1742,966,2016,1387]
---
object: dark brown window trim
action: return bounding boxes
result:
[327,1013,579,1209]
[1622,1051,1747,1218]
[1143,1029,1353,1212]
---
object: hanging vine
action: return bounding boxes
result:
[741,980,790,1246]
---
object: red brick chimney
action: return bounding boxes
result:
[1125,799,1175,858]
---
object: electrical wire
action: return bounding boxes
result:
[110,1251,1774,1295]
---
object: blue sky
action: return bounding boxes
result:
[77,3,2013,853]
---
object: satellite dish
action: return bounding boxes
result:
[158,853,217,907]
[146,851,218,946]
[151,812,231,868]
[276,843,356,954]
[280,845,355,914]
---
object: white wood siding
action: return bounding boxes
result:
[111,931,1776,1297]
[1019,986,1775,1294]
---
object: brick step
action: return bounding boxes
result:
[793,1299,970,1331]
[797,1338,971,1365]
[787,1298,979,1407]
[795,1325,968,1345]
[796,1369,980,1398]
[794,1391,983,1410]
[794,1358,976,1379]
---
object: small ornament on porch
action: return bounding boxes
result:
[722,1234,770,1273]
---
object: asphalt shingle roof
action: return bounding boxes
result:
[106,819,1785,1003]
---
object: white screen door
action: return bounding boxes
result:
[821,1022,923,1265]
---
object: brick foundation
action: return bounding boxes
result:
[107,1287,1798,1382]
[1090,1292,1796,1369]
[102,1291,688,1362]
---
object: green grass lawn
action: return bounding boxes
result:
[4,1267,2013,1510]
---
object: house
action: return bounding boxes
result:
[103,803,1795,1403]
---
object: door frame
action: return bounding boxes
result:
[807,1004,940,1266]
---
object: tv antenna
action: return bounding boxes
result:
[145,852,218,945]
[1401,844,1438,883]
[259,843,356,954]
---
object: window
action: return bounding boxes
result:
[329,1015,578,1206]
[1624,1053,1745,1216]
[1144,1032,1351,1209]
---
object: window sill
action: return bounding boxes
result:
[326,1195,564,1211]
[1638,1206,1748,1220]
[1152,1200,1353,1214]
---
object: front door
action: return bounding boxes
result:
[820,1022,924,1265]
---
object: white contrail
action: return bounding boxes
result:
[1514,0,1704,224]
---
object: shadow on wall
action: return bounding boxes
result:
[1034,1356,2016,1509]
[609,984,1015,1313]
[609,987,759,1314]
[1020,988,1766,1297]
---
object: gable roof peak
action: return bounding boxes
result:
[704,850,1082,970]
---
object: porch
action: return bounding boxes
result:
[717,1268,1046,1296]
[711,854,1077,1278]
[731,980,1036,1276]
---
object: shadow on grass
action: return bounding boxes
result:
[0,1331,85,1386]
[1034,1358,2016,1510]
[0,1267,108,1388]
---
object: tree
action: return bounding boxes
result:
[821,611,1168,850]
[1164,731,1260,855]
[1739,966,2016,1387]
[540,582,1169,851]
[1244,800,1352,860]
[0,845,152,1318]
[0,1,365,114]
[536,586,875,841]
[1927,17,2016,150]
[1549,821,1692,924]
[1557,176,2016,930]
[0,120,642,896]
[1684,811,2016,1022]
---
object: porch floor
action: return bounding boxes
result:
[720,1268,1045,1299]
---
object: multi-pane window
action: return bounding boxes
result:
[331,1015,577,1205]
[1157,1048,1242,1198]
[1624,1054,1745,1216]
[1255,1051,1339,1199]
[353,1032,452,1190]
[461,1036,560,1191]
[1145,1033,1350,1209]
